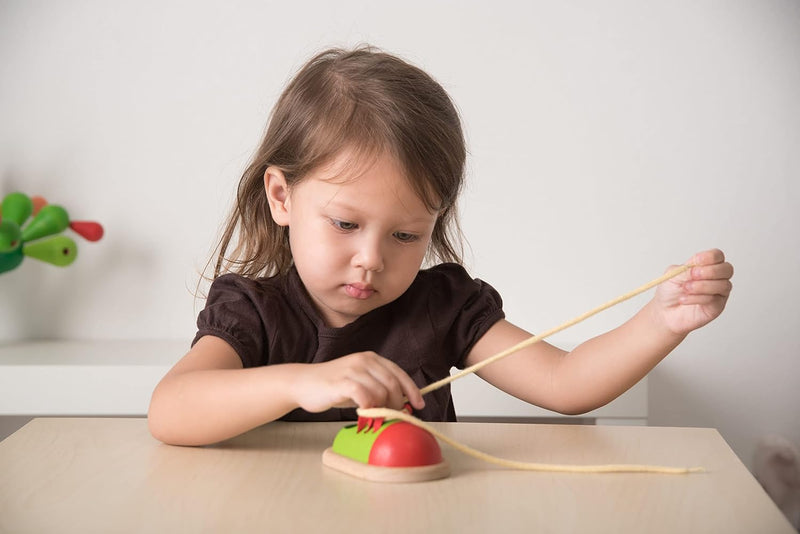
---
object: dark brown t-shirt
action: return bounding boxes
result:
[192,263,505,422]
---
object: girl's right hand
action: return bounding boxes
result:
[294,352,425,414]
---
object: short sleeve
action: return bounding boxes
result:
[423,264,505,369]
[192,274,267,368]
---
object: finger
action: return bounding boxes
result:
[343,375,390,410]
[342,352,424,411]
[374,358,425,410]
[691,262,734,281]
[688,248,725,267]
[678,293,729,307]
[364,362,407,410]
[683,279,733,298]
[665,263,692,283]
[344,352,401,408]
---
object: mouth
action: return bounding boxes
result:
[344,283,376,300]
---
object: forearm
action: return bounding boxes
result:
[552,300,687,414]
[148,364,304,446]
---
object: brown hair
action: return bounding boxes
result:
[211,45,467,280]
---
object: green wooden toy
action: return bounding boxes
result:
[1,192,33,226]
[21,205,70,243]
[0,192,104,274]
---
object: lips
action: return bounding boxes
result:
[345,283,376,299]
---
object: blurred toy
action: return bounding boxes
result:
[0,192,104,274]
[754,434,800,529]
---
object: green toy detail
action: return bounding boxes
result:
[22,205,69,242]
[0,192,104,274]
[332,422,393,464]
[0,219,22,251]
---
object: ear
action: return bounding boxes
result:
[264,166,291,226]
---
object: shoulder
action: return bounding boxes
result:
[199,272,288,330]
[403,263,504,329]
[205,272,288,306]
[196,271,299,368]
[209,271,282,293]
[413,263,502,304]
[414,262,471,287]
[403,263,505,369]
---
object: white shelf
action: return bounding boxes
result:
[0,340,647,424]
[0,340,185,416]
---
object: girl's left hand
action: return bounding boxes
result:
[654,248,734,336]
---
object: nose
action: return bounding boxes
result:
[351,235,384,273]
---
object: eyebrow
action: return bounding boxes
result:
[324,198,437,224]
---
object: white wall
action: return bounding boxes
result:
[1,1,798,469]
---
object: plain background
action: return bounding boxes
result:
[1,0,798,470]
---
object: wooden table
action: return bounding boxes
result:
[0,418,793,533]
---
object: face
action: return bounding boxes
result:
[265,151,438,328]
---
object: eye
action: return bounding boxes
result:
[331,219,358,231]
[393,231,419,243]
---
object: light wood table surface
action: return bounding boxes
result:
[0,418,793,533]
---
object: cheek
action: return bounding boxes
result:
[289,224,345,267]
[402,245,427,268]
[393,242,429,277]
[410,237,432,265]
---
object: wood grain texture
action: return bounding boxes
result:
[0,418,794,533]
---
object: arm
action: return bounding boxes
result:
[148,336,424,446]
[464,249,733,415]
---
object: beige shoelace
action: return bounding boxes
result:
[358,264,705,474]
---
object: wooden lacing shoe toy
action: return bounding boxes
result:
[323,264,705,482]
[322,404,450,483]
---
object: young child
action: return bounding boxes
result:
[148,46,734,446]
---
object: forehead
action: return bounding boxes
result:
[297,150,438,220]
[308,146,403,185]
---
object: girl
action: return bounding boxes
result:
[148,46,733,446]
